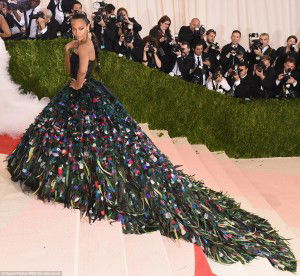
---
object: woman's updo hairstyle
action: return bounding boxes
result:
[71,12,100,73]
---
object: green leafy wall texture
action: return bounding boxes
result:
[5,39,300,158]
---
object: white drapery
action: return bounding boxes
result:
[40,0,300,49]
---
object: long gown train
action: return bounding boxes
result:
[4,41,297,273]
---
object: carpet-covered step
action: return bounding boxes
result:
[0,197,80,276]
[78,219,128,276]
[123,231,174,276]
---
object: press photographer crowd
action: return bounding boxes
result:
[1,0,300,99]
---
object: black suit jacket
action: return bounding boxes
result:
[248,46,276,73]
[176,53,195,81]
[234,74,260,98]
[253,67,277,98]
[47,0,75,14]
[220,43,247,72]
[178,26,205,48]
[38,21,60,39]
[274,46,300,73]
[275,69,300,98]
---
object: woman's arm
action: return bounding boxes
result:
[0,15,11,38]
[64,40,78,76]
[153,48,162,68]
[74,45,90,89]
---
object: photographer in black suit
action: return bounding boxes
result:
[169,41,194,81]
[47,0,74,36]
[189,41,210,86]
[248,33,276,74]
[35,8,59,39]
[203,29,221,71]
[220,30,247,73]
[232,63,260,99]
[274,35,300,73]
[253,55,277,98]
[275,57,300,98]
[115,30,141,62]
[115,7,142,57]
[178,18,205,48]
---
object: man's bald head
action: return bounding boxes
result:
[189,18,200,31]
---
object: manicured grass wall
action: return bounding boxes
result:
[5,39,300,158]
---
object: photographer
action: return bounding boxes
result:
[97,4,118,52]
[149,15,175,73]
[274,35,300,73]
[253,55,277,98]
[19,0,42,39]
[35,8,59,39]
[275,57,300,98]
[220,30,247,73]
[47,0,75,36]
[141,35,162,69]
[115,8,142,56]
[204,29,221,71]
[0,1,22,38]
[60,1,82,38]
[0,12,11,38]
[170,41,194,81]
[232,63,260,99]
[248,33,276,73]
[115,30,141,62]
[190,41,210,86]
[206,69,231,94]
[116,7,142,37]
[178,18,205,48]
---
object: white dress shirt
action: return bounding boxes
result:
[19,4,42,38]
[54,0,64,25]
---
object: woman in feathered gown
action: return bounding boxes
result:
[5,13,297,273]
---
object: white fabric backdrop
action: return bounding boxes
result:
[41,0,300,49]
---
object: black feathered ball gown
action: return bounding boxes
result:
[6,51,297,272]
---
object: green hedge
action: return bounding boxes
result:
[5,39,300,158]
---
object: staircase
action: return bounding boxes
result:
[0,124,299,276]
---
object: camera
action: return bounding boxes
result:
[107,14,117,24]
[194,25,206,36]
[94,12,105,23]
[30,12,45,20]
[210,42,220,51]
[117,14,126,23]
[172,43,182,53]
[283,69,292,82]
[147,41,155,53]
[290,44,298,52]
[191,67,206,85]
[93,1,108,23]
[230,64,241,76]
[212,70,222,81]
[249,33,262,50]
[256,61,266,73]
[124,26,133,43]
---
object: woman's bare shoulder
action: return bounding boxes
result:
[78,40,95,59]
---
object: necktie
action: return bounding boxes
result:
[197,56,202,68]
